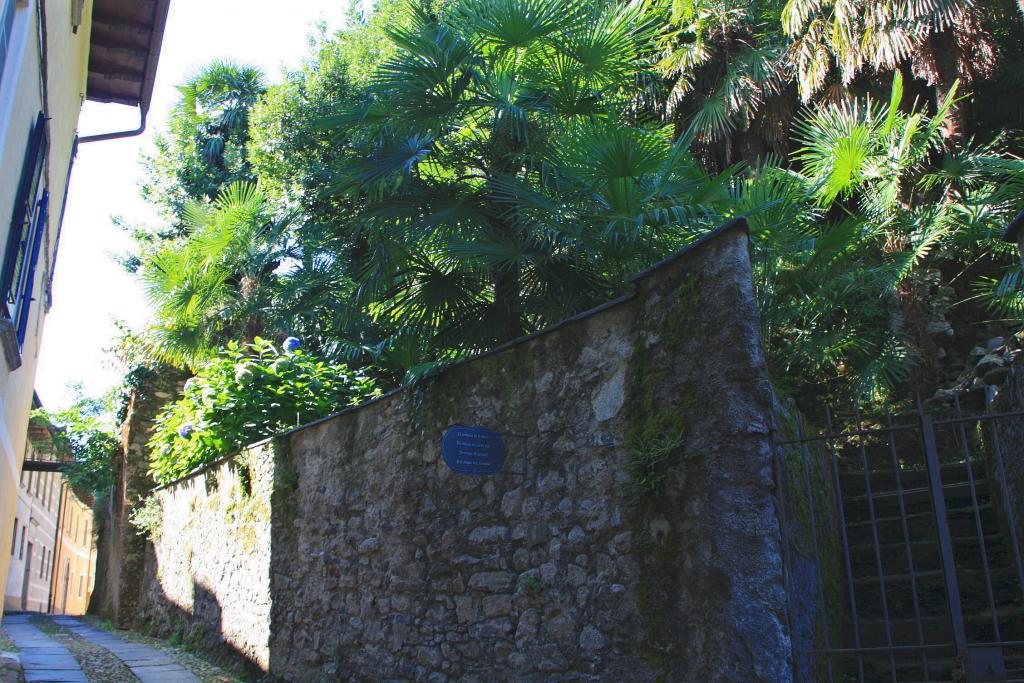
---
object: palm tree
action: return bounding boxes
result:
[139,183,296,367]
[745,72,1024,403]
[141,61,267,229]
[322,0,734,367]
[781,0,1001,144]
[656,0,791,166]
[175,60,265,176]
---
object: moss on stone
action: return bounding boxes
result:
[270,437,300,530]
[623,345,684,679]
[633,527,683,683]
[221,458,270,543]
[774,408,847,679]
[183,622,205,653]
[636,574,671,680]
[622,335,701,502]
[621,272,709,681]
[664,271,702,339]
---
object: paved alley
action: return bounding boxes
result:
[3,614,86,683]
[2,614,199,683]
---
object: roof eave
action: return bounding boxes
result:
[84,0,171,114]
[136,0,170,114]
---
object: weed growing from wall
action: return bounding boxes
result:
[625,431,685,501]
[129,495,164,540]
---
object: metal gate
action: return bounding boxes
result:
[776,399,1024,682]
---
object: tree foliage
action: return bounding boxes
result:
[313,0,737,375]
[139,182,297,367]
[31,393,120,498]
[125,0,1024,429]
[656,0,1024,166]
[745,73,1024,401]
[131,61,268,265]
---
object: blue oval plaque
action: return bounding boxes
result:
[441,425,507,475]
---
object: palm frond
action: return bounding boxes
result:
[459,0,583,52]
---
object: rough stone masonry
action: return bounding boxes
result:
[135,219,795,682]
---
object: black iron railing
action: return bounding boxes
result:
[776,401,1024,682]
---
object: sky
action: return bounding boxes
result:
[35,0,347,409]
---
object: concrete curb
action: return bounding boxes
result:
[0,652,23,683]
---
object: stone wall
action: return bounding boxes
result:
[137,220,795,682]
[91,368,185,627]
[772,402,844,683]
[137,453,273,671]
[993,360,1024,562]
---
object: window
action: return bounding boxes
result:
[39,548,45,578]
[0,0,14,85]
[2,112,49,348]
[9,517,15,555]
[78,574,82,597]
[18,525,24,559]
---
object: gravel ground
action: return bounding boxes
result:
[30,616,137,683]
[80,617,246,683]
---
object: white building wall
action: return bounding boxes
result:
[4,466,60,612]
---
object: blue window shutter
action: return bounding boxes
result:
[2,112,47,312]
[16,191,47,347]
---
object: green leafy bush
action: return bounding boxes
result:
[31,393,119,498]
[149,338,380,483]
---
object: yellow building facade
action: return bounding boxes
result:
[5,469,61,612]
[0,0,169,617]
[50,483,94,615]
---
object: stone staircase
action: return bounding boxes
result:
[836,457,1024,682]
